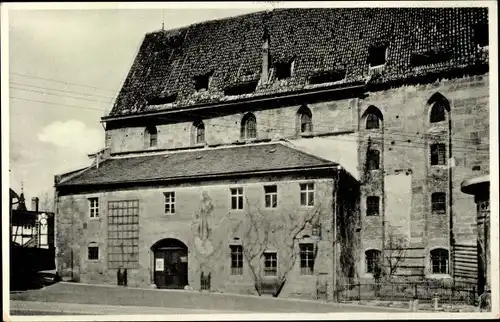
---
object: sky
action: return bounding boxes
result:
[7,5,267,205]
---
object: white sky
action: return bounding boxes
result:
[7,6,266,202]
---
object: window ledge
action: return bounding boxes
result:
[88,217,101,221]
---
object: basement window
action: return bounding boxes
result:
[275,61,294,80]
[368,44,387,67]
[194,72,213,91]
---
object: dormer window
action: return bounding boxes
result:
[194,72,213,91]
[147,93,177,106]
[474,22,489,48]
[275,61,293,80]
[308,69,346,85]
[410,49,452,67]
[368,44,387,67]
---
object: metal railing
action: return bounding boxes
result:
[336,281,477,306]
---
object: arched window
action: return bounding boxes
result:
[367,149,380,170]
[297,106,313,133]
[145,125,158,148]
[363,106,383,130]
[241,113,257,139]
[430,248,449,274]
[365,249,381,274]
[430,103,446,123]
[366,113,380,129]
[428,93,450,123]
[193,121,205,144]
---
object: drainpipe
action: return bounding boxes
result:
[332,165,341,301]
[448,115,454,278]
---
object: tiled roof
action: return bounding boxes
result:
[56,143,338,187]
[109,8,489,117]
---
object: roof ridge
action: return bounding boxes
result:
[146,9,270,36]
[110,141,284,160]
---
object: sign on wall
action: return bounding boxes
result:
[155,258,164,271]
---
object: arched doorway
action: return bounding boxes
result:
[151,238,188,289]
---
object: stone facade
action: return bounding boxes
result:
[55,8,490,299]
[56,174,360,300]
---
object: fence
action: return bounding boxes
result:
[336,281,477,306]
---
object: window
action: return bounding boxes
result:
[430,248,449,274]
[431,192,446,214]
[88,243,99,260]
[366,113,380,129]
[365,249,381,274]
[164,192,175,215]
[241,113,257,139]
[194,72,213,91]
[430,143,446,165]
[368,44,387,67]
[230,245,243,275]
[230,187,244,210]
[264,185,278,208]
[430,102,446,123]
[367,149,380,170]
[300,243,315,275]
[474,22,489,47]
[366,196,380,216]
[264,252,277,276]
[275,61,293,80]
[89,198,99,218]
[300,183,315,206]
[194,121,205,144]
[107,200,140,269]
[297,106,313,133]
[145,126,158,148]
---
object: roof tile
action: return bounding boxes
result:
[57,143,337,187]
[109,8,488,117]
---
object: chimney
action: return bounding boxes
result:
[31,197,39,212]
[260,28,270,84]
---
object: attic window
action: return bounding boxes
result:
[194,72,213,91]
[474,22,489,47]
[309,69,346,85]
[368,44,387,67]
[147,93,177,106]
[410,50,452,67]
[275,61,294,80]
[224,81,258,96]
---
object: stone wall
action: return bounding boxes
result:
[104,97,357,154]
[357,74,489,281]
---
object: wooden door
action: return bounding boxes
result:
[154,247,188,289]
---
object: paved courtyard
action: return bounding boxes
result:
[9,282,408,315]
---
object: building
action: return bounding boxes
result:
[10,188,56,278]
[54,8,490,300]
